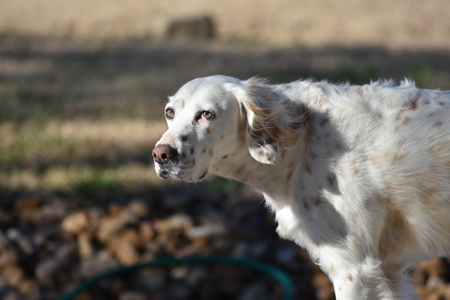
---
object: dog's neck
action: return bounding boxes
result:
[211,138,307,210]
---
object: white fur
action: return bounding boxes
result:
[153,75,450,300]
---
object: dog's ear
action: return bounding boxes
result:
[228,78,307,164]
[239,98,280,164]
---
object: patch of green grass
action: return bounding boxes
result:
[408,65,434,87]
[73,172,119,194]
[335,63,378,84]
[0,119,164,192]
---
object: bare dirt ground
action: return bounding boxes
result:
[1,1,450,299]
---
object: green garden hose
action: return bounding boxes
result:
[59,256,294,300]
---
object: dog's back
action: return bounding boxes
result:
[277,80,450,261]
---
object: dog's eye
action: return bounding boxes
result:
[165,108,175,119]
[201,111,214,120]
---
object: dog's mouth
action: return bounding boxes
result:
[198,171,208,180]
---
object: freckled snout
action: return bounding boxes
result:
[152,144,177,164]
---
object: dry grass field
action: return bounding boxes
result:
[1,0,450,191]
[3,39,450,191]
[1,2,450,299]
[1,0,450,49]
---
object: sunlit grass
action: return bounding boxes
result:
[0,120,166,191]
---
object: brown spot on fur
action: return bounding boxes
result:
[430,142,450,156]
[397,139,406,147]
[305,126,315,144]
[245,101,263,116]
[379,195,413,259]
[422,186,437,198]
[403,94,420,110]
[202,148,206,154]
[309,151,318,161]
[208,149,214,156]
[192,159,196,167]
[221,134,224,140]
[314,197,324,206]
[335,141,344,151]
[249,128,264,140]
[395,110,404,121]
[390,208,407,231]
[320,116,330,127]
[181,135,188,142]
[327,173,338,188]
[182,152,186,158]
[258,150,268,157]
[286,172,293,181]
[364,199,371,211]
[329,265,336,275]
[352,134,361,146]
[401,116,410,125]
[190,148,195,155]
[305,163,313,174]
[206,128,211,134]
[221,154,229,159]
[303,201,310,210]
[435,121,443,127]
[236,166,244,175]
[411,96,419,110]
[290,121,303,131]
[351,158,360,176]
[369,155,379,167]
[347,274,354,282]
[392,153,406,164]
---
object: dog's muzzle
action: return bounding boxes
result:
[152,143,207,182]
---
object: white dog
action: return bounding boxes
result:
[152,75,450,299]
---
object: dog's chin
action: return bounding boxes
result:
[183,171,208,183]
[156,169,207,183]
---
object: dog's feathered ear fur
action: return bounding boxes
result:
[227,77,309,164]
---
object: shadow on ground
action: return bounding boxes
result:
[1,34,449,122]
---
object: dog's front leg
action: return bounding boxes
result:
[322,254,402,300]
[332,259,394,299]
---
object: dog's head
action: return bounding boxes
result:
[152,75,307,182]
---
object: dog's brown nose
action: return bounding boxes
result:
[152,144,176,164]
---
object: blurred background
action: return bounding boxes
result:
[1,0,450,299]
